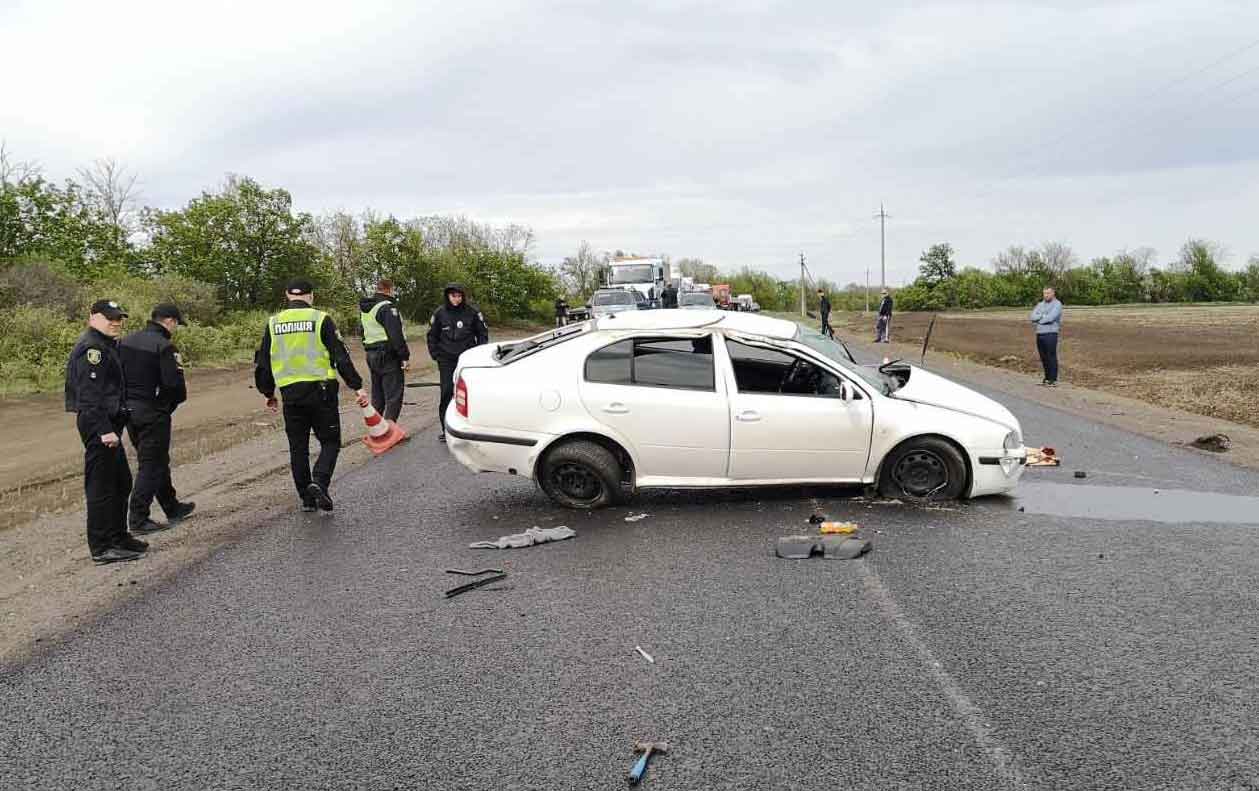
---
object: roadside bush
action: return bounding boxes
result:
[174,310,268,367]
[91,273,224,326]
[0,304,83,394]
[0,258,89,319]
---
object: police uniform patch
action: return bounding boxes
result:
[86,349,102,365]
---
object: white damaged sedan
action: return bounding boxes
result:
[444,310,1026,509]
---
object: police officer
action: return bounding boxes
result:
[359,278,410,422]
[255,279,368,512]
[65,299,147,564]
[427,283,489,443]
[554,296,568,328]
[817,288,834,338]
[119,303,196,534]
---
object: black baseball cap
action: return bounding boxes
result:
[151,303,187,325]
[90,299,128,320]
[285,278,314,296]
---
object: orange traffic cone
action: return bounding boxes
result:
[360,403,407,455]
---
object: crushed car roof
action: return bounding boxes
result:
[594,309,798,339]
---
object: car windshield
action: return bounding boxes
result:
[593,290,635,306]
[794,326,898,393]
[679,293,713,306]
[610,265,654,284]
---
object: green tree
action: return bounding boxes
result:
[918,243,956,287]
[144,176,317,309]
[1176,239,1236,302]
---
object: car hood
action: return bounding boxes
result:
[889,366,1019,432]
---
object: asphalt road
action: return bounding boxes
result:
[3,353,1259,790]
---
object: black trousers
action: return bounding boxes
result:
[1036,332,1060,383]
[282,386,341,498]
[438,359,458,430]
[126,403,179,527]
[78,414,132,554]
[366,349,405,422]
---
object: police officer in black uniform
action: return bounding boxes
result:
[358,278,411,422]
[65,299,147,564]
[255,279,368,512]
[119,303,196,534]
[554,296,568,327]
[427,283,489,442]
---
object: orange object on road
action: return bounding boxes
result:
[819,522,858,534]
[360,403,407,455]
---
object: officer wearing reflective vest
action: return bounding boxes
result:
[358,278,410,422]
[254,279,367,513]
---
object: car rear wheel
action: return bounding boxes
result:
[879,437,967,501]
[539,440,624,509]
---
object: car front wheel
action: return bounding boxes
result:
[538,440,624,509]
[879,437,968,501]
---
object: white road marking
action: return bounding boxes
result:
[858,562,1032,790]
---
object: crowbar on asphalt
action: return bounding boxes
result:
[920,314,937,365]
[443,572,507,599]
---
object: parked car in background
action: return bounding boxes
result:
[589,288,649,318]
[444,310,1027,509]
[678,292,717,310]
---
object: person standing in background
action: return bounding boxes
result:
[817,288,833,338]
[119,303,196,535]
[427,283,489,443]
[359,279,410,422]
[876,290,893,343]
[1030,286,1063,387]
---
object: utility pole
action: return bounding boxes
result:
[865,267,870,314]
[873,203,890,289]
[799,252,806,316]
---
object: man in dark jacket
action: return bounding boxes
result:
[817,288,833,338]
[359,279,410,422]
[662,283,679,309]
[875,289,893,343]
[119,303,196,534]
[427,283,489,442]
[554,297,568,327]
[256,279,368,512]
[65,299,148,564]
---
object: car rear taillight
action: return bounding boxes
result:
[455,376,468,418]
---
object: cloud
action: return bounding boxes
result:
[3,0,1257,284]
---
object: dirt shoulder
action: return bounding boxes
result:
[0,324,544,666]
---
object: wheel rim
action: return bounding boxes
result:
[892,449,949,497]
[551,462,605,503]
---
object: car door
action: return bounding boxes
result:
[721,338,873,482]
[579,334,729,481]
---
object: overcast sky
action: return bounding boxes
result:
[3,0,1257,285]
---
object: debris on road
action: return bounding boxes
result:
[1026,447,1060,467]
[446,567,505,576]
[628,740,669,785]
[775,536,872,560]
[1074,471,1088,479]
[443,570,508,599]
[1189,433,1231,453]
[624,513,650,522]
[821,537,871,559]
[468,526,576,549]
[635,645,655,664]
[819,521,858,535]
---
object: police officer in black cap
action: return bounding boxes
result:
[255,278,368,512]
[65,299,147,564]
[427,283,489,442]
[119,303,196,534]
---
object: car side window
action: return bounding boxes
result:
[584,336,715,391]
[585,339,632,384]
[725,339,855,398]
[633,337,714,390]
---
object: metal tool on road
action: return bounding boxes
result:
[443,568,507,599]
[404,380,441,388]
[628,740,669,785]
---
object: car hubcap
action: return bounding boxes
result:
[893,450,948,497]
[552,462,603,502]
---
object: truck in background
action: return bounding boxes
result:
[607,257,670,306]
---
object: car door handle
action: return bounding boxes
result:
[735,410,761,422]
[602,403,630,415]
